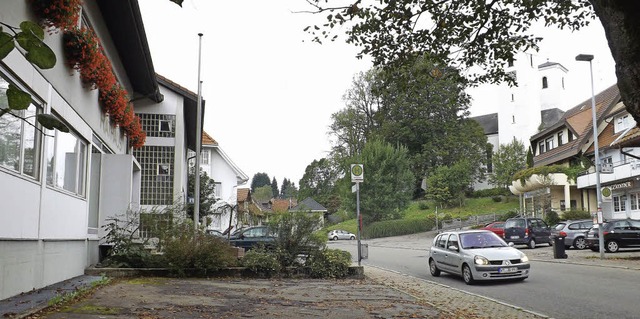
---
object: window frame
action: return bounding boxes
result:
[45,115,88,197]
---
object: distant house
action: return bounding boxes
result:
[197,131,248,232]
[290,197,327,227]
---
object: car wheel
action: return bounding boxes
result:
[605,240,619,253]
[573,237,587,250]
[350,236,355,240]
[462,264,475,285]
[332,236,338,241]
[528,238,536,249]
[429,259,440,277]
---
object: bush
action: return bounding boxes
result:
[101,210,159,268]
[269,212,325,268]
[418,201,430,210]
[492,196,503,202]
[163,222,238,276]
[241,246,282,277]
[305,248,351,279]
[470,188,511,198]
[544,211,560,226]
[364,218,436,239]
[500,210,520,221]
[561,210,592,220]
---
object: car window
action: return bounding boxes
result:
[537,219,549,228]
[447,234,459,250]
[529,219,539,228]
[580,222,594,229]
[505,219,525,228]
[628,220,640,230]
[568,223,581,230]
[554,223,566,230]
[437,235,447,248]
[613,221,629,230]
[494,222,504,228]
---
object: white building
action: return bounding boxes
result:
[470,53,571,189]
[0,1,198,300]
[199,131,248,232]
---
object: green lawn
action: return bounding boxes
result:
[324,196,520,236]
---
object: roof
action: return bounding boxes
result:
[156,74,205,152]
[532,84,620,166]
[237,188,250,202]
[202,131,217,146]
[290,197,328,212]
[97,0,162,103]
[470,113,498,135]
[538,61,569,73]
[540,108,565,130]
[202,131,249,184]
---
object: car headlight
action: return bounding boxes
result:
[474,255,489,265]
[520,254,529,263]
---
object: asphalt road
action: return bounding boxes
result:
[328,234,640,319]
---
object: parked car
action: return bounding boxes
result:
[585,219,640,253]
[550,219,593,250]
[503,217,552,249]
[228,226,276,251]
[428,230,530,284]
[328,229,356,241]
[481,221,505,237]
[206,229,225,238]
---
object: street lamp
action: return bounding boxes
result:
[575,53,604,259]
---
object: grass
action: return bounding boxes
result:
[324,196,520,236]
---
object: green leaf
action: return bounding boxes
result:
[16,32,56,69]
[37,114,70,133]
[7,84,31,110]
[20,21,44,40]
[0,31,15,60]
[170,0,183,6]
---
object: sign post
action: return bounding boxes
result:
[351,164,364,265]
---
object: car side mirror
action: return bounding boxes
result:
[508,242,515,247]
[448,245,459,252]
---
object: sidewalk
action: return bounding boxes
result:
[2,233,638,319]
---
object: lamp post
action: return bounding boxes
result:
[575,54,604,259]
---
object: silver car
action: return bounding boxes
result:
[328,229,356,241]
[551,219,594,250]
[428,230,530,284]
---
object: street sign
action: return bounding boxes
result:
[351,164,364,182]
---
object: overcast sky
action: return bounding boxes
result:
[138,0,617,186]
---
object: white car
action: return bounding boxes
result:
[428,230,530,284]
[328,229,356,241]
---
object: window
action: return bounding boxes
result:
[539,141,545,154]
[437,235,447,248]
[157,164,170,176]
[562,77,565,89]
[614,114,634,133]
[568,133,574,142]
[542,76,548,89]
[545,137,554,151]
[557,131,563,146]
[46,116,87,196]
[613,194,627,213]
[447,234,458,249]
[560,200,577,211]
[215,181,222,199]
[630,192,640,210]
[159,119,171,132]
[511,93,514,102]
[0,75,42,179]
[512,115,515,124]
[201,149,210,165]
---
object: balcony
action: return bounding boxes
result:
[509,173,574,195]
[577,161,640,188]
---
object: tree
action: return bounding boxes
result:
[299,158,341,214]
[329,70,380,159]
[425,161,474,208]
[187,167,217,222]
[253,185,273,203]
[489,138,527,189]
[343,139,414,224]
[304,1,640,132]
[271,177,279,199]
[526,147,534,168]
[250,172,270,192]
[281,179,299,199]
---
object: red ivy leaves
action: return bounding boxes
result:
[29,0,83,32]
[61,26,146,148]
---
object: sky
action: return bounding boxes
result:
[138,0,617,187]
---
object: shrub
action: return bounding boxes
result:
[544,211,560,226]
[470,188,511,198]
[162,221,238,276]
[364,218,436,239]
[241,246,282,277]
[269,212,325,268]
[305,248,351,278]
[101,209,158,268]
[492,196,503,202]
[561,210,592,220]
[418,201,430,210]
[500,210,520,221]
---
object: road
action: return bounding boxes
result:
[329,235,640,319]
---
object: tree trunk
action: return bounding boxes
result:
[590,1,640,124]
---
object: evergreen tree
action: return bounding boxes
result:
[271,177,279,199]
[250,172,270,192]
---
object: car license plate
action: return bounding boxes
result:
[510,236,520,239]
[587,234,594,238]
[499,267,518,273]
